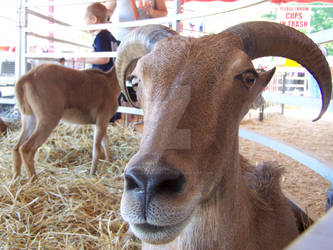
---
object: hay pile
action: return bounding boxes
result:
[0,108,331,248]
[0,121,141,249]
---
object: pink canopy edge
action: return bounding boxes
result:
[171,0,333,3]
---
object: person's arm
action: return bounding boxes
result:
[104,1,117,19]
[143,0,167,18]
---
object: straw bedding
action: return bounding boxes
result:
[0,122,141,249]
[0,110,331,248]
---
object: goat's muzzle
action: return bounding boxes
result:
[125,167,186,214]
[121,157,194,244]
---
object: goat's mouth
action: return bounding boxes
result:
[130,217,190,244]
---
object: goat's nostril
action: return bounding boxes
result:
[124,168,146,192]
[125,167,186,201]
[156,174,185,194]
[151,171,186,195]
[125,174,139,191]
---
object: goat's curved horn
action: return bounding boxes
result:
[116,25,178,105]
[224,21,332,121]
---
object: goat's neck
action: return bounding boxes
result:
[143,143,256,250]
[178,159,255,250]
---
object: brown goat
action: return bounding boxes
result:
[13,64,120,179]
[115,22,332,249]
[0,117,7,135]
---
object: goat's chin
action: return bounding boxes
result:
[130,216,190,245]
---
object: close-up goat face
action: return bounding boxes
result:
[116,22,331,248]
[120,34,275,244]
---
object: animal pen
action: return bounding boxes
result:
[0,0,332,249]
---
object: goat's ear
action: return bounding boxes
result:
[258,67,276,88]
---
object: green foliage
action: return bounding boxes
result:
[260,6,333,33]
[261,10,277,21]
[321,42,333,56]
[310,8,333,56]
[310,7,333,33]
[261,6,333,56]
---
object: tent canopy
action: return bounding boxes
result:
[180,0,332,3]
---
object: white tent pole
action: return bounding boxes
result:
[15,0,27,80]
[173,0,182,32]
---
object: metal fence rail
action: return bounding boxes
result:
[239,128,333,187]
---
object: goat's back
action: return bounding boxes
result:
[15,64,119,119]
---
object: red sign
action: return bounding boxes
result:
[278,6,311,29]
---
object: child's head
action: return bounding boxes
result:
[85,3,108,24]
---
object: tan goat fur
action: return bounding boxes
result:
[123,35,298,249]
[116,22,332,250]
[13,64,120,178]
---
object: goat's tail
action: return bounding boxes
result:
[15,76,33,116]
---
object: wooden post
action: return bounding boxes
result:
[0,118,7,135]
[130,0,139,20]
[281,72,287,115]
[326,188,333,211]
[258,105,264,121]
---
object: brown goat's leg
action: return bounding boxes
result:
[101,104,118,163]
[90,119,109,176]
[13,115,37,178]
[20,119,59,179]
[101,135,111,162]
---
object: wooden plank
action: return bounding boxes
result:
[25,51,116,59]
[117,106,144,115]
[0,97,15,105]
[309,28,333,44]
[26,9,71,27]
[286,208,333,250]
[262,92,333,113]
[27,32,90,49]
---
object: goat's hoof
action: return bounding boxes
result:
[106,156,113,162]
[89,170,97,176]
[11,173,21,183]
[12,172,20,179]
[28,175,38,183]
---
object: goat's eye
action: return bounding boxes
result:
[236,71,257,90]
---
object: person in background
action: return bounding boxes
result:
[58,57,65,65]
[104,0,168,41]
[84,3,119,71]
[84,2,122,123]
[102,0,168,126]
